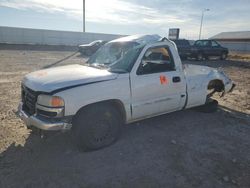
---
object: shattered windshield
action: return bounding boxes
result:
[87,41,144,73]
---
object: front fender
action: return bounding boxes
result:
[54,74,132,121]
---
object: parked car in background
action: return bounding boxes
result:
[190,40,228,61]
[172,39,191,60]
[78,40,107,56]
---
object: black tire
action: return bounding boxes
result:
[220,52,227,60]
[72,104,122,151]
[193,99,218,113]
[196,52,203,61]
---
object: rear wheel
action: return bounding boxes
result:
[73,104,122,151]
[193,99,218,113]
[220,52,227,60]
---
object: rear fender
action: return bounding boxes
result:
[205,69,234,96]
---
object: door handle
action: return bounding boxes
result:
[172,76,181,83]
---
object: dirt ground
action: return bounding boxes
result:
[0,47,250,188]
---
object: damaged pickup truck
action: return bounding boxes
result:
[18,34,235,150]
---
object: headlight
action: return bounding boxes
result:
[37,95,64,107]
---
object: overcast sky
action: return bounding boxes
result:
[0,0,250,39]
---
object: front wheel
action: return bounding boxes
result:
[72,104,122,151]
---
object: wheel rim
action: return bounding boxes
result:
[89,112,116,146]
[92,122,111,143]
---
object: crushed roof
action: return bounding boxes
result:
[110,34,161,44]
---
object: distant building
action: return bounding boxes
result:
[210,31,250,53]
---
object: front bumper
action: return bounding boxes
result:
[18,103,72,131]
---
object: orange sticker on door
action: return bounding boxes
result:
[160,75,168,85]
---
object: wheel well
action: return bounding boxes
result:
[208,79,224,92]
[74,99,126,123]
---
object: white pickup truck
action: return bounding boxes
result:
[18,35,235,150]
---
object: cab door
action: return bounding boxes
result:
[130,44,186,120]
[202,40,213,56]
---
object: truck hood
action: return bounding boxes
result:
[23,64,118,93]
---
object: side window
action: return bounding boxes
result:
[194,41,202,46]
[211,41,219,47]
[195,40,207,46]
[203,41,210,47]
[137,46,175,75]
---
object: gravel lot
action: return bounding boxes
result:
[0,47,250,188]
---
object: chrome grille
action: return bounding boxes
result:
[22,86,39,115]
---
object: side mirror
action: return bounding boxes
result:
[141,60,149,67]
[137,60,150,75]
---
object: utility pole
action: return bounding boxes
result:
[83,0,85,32]
[199,8,209,39]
